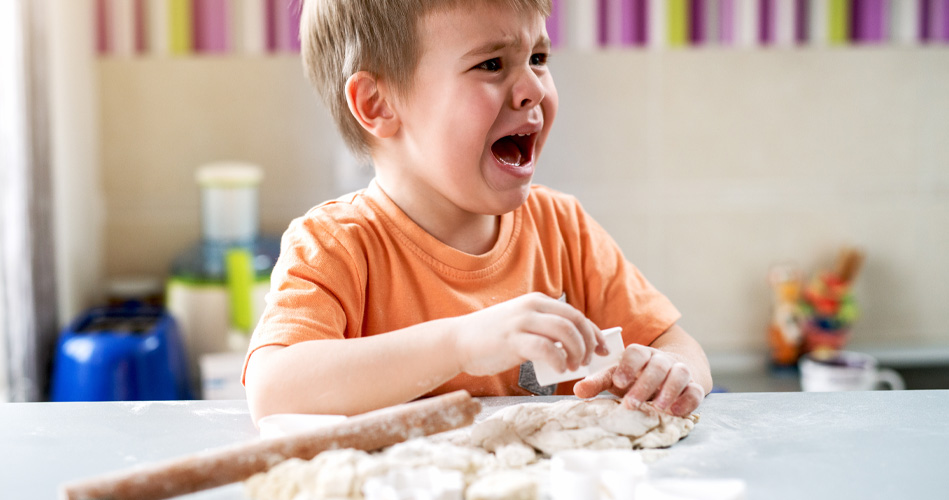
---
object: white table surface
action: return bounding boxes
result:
[6,391,949,499]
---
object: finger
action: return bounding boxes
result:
[518,314,587,371]
[578,319,601,366]
[668,382,705,417]
[612,344,652,390]
[513,333,568,374]
[592,323,609,357]
[652,362,691,413]
[573,365,617,399]
[622,352,674,410]
[527,294,597,365]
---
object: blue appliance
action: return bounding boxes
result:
[51,305,193,401]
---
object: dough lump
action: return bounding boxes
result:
[462,398,697,458]
[245,398,698,500]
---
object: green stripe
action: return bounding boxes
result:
[169,0,193,55]
[226,248,255,333]
[668,0,690,48]
[167,275,270,287]
[828,0,851,45]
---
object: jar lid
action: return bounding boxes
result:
[195,162,263,188]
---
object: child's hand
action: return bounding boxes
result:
[574,343,706,417]
[452,292,607,378]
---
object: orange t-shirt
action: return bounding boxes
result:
[243,181,680,397]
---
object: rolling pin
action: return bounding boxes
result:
[60,390,481,500]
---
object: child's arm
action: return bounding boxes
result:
[245,293,606,421]
[573,323,712,417]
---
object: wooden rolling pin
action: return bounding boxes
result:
[60,390,481,500]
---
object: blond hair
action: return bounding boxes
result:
[300,0,551,159]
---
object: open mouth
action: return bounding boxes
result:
[491,133,534,167]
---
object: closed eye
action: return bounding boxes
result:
[475,58,502,72]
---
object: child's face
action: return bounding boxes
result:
[386,2,558,217]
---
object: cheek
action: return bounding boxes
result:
[453,93,501,146]
[537,84,559,153]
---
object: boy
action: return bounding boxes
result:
[243,0,712,421]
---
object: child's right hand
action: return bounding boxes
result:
[451,292,608,377]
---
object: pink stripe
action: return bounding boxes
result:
[720,0,735,44]
[795,0,808,43]
[134,0,146,53]
[289,0,303,51]
[194,0,230,53]
[942,0,949,41]
[270,0,295,51]
[96,0,111,54]
[547,0,563,48]
[622,0,647,45]
[760,0,775,45]
[266,0,277,51]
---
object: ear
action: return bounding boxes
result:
[345,71,400,139]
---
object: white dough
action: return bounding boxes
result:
[245,398,698,500]
[465,470,539,500]
[465,398,696,456]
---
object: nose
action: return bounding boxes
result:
[511,67,546,110]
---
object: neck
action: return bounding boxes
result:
[374,171,500,256]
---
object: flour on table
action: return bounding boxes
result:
[244,398,697,500]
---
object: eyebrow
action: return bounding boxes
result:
[464,34,551,57]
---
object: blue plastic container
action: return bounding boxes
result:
[51,305,193,401]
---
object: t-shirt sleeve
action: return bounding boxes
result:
[573,202,681,348]
[242,214,365,384]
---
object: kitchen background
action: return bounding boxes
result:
[27,0,949,399]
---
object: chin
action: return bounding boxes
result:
[487,183,532,216]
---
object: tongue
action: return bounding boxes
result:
[491,137,523,166]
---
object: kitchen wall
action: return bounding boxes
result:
[94,47,949,356]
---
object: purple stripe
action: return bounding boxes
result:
[636,0,649,44]
[795,0,808,44]
[720,0,735,44]
[690,0,705,44]
[921,0,932,41]
[547,0,563,48]
[850,0,861,40]
[852,0,886,42]
[760,0,774,44]
[942,0,949,41]
[598,0,610,46]
[866,0,885,42]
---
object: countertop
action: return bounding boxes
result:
[6,391,949,499]
[708,345,949,393]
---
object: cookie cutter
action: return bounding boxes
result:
[533,327,625,387]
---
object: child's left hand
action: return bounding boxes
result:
[573,329,708,417]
